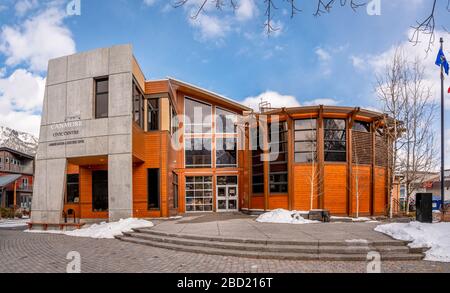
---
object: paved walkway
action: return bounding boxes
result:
[151,213,395,242]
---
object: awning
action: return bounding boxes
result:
[0,174,22,188]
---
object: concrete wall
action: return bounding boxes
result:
[32,45,135,223]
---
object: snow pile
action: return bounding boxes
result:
[26,218,154,239]
[375,222,450,262]
[331,216,373,222]
[0,219,29,228]
[256,209,319,224]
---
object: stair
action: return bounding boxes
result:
[115,228,426,261]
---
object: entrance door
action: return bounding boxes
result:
[216,176,238,212]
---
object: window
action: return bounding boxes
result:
[353,121,371,133]
[324,119,347,162]
[148,169,160,209]
[173,173,179,209]
[294,119,317,163]
[216,137,237,168]
[133,81,145,128]
[92,170,108,212]
[95,78,109,119]
[184,98,212,134]
[147,98,159,131]
[216,108,237,133]
[66,174,79,203]
[171,106,178,135]
[185,176,213,212]
[185,137,212,168]
[251,125,264,194]
[269,122,288,194]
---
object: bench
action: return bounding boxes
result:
[27,222,85,231]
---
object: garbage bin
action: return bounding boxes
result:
[416,193,432,223]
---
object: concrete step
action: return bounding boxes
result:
[123,231,412,255]
[115,234,425,261]
[132,228,409,247]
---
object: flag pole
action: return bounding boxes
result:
[440,37,446,218]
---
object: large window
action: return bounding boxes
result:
[353,121,371,133]
[184,98,212,134]
[147,98,159,131]
[269,122,288,194]
[294,119,317,163]
[133,81,145,128]
[95,78,109,119]
[92,170,108,212]
[251,125,264,194]
[66,174,79,203]
[216,137,237,168]
[216,108,237,133]
[324,119,347,162]
[185,137,212,168]
[148,168,160,209]
[185,176,213,212]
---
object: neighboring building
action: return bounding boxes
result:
[424,170,450,202]
[0,147,34,210]
[30,45,393,226]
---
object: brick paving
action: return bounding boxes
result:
[1,229,449,273]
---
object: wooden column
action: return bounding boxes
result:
[371,121,377,216]
[317,106,325,209]
[262,117,270,211]
[347,115,353,217]
[287,116,294,210]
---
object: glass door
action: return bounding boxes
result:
[216,176,238,212]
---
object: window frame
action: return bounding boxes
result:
[185,176,213,212]
[66,174,80,204]
[147,97,160,131]
[94,77,109,119]
[184,97,212,135]
[324,118,347,162]
[147,168,160,210]
[268,121,288,195]
[184,137,213,168]
[294,118,318,164]
[215,136,238,168]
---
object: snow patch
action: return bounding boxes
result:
[0,218,29,228]
[25,218,154,239]
[375,222,450,262]
[256,209,319,224]
[345,239,369,244]
[331,216,373,222]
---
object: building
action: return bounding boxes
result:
[424,170,450,202]
[30,45,393,226]
[0,147,34,210]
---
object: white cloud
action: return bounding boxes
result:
[241,91,300,111]
[14,0,38,16]
[303,98,340,106]
[236,0,257,22]
[0,6,76,72]
[143,0,158,6]
[0,69,45,136]
[350,55,364,70]
[315,47,331,62]
[189,13,230,40]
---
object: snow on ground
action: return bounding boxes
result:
[25,218,154,239]
[375,222,450,262]
[256,209,319,224]
[0,218,29,228]
[331,216,374,222]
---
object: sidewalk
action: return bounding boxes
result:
[150,213,394,242]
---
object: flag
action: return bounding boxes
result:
[436,48,449,75]
[448,87,450,94]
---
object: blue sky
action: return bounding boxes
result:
[0,0,449,165]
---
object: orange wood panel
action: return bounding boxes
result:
[292,165,319,211]
[374,167,387,215]
[268,195,289,210]
[251,196,264,210]
[351,165,371,216]
[145,80,169,94]
[323,164,348,215]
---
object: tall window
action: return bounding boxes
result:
[148,168,160,209]
[95,78,108,119]
[251,125,264,194]
[173,173,179,209]
[353,121,370,132]
[185,137,212,168]
[171,106,178,135]
[294,119,317,163]
[324,119,347,162]
[269,122,288,194]
[185,176,213,212]
[133,81,145,128]
[66,174,79,203]
[216,108,237,133]
[147,98,159,131]
[216,137,237,168]
[92,170,108,212]
[184,98,212,134]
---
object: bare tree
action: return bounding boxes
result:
[377,49,438,217]
[399,58,438,214]
[173,0,449,49]
[376,49,406,218]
